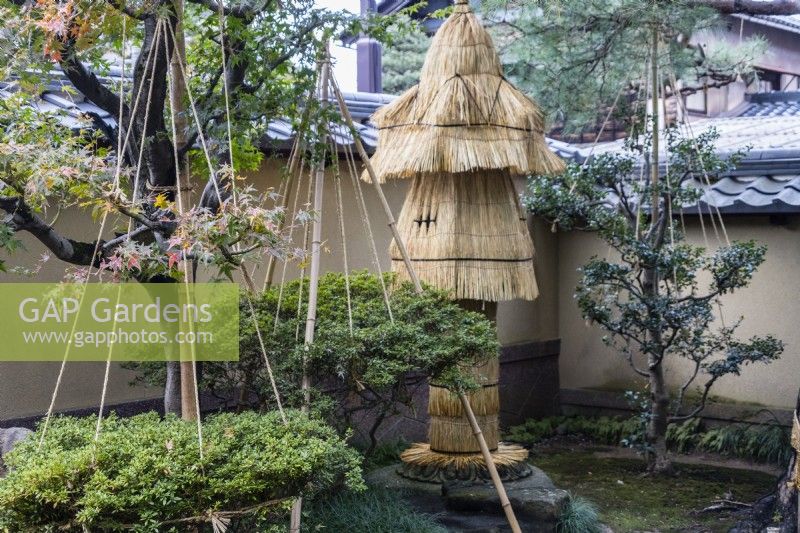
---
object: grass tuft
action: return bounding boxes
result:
[558,493,602,533]
[507,415,791,466]
[305,487,446,533]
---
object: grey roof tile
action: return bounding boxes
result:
[7,67,800,215]
[735,14,800,35]
[736,92,800,118]
[553,114,800,215]
[692,176,800,214]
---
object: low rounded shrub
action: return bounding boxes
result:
[0,410,363,532]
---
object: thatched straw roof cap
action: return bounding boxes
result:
[366,0,564,181]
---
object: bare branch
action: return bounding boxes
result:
[669,375,716,422]
[101,225,152,251]
[59,40,126,120]
[1,197,102,266]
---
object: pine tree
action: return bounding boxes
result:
[381,25,431,94]
[482,0,766,131]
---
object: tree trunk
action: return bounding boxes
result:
[774,388,800,531]
[647,359,673,474]
[164,362,182,415]
[643,258,672,473]
[642,30,672,475]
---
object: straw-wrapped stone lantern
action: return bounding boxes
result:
[366,0,564,481]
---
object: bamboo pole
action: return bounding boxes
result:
[300,58,329,411]
[650,26,660,225]
[460,392,521,533]
[167,0,198,423]
[329,78,422,294]
[329,65,522,533]
[289,53,331,533]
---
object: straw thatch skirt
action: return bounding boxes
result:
[390,170,538,302]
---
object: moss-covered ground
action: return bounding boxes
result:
[533,447,776,532]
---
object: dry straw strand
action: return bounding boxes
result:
[430,413,501,452]
[389,171,538,301]
[400,442,529,469]
[364,0,564,182]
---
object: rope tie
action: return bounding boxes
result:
[40,18,166,450]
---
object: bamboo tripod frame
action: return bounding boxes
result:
[169,35,521,530]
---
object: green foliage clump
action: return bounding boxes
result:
[129,272,498,452]
[237,271,497,444]
[667,417,792,465]
[0,411,363,532]
[558,493,602,533]
[305,487,446,533]
[507,415,791,466]
[245,271,496,389]
[505,415,641,447]
[363,439,411,471]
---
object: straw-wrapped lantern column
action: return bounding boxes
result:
[366,0,564,481]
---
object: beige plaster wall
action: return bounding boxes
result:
[0,209,163,419]
[557,215,800,409]
[0,158,555,419]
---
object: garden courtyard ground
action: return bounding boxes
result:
[533,442,777,532]
[356,434,782,533]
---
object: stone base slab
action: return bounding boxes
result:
[366,462,569,532]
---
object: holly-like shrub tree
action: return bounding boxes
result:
[525,125,783,473]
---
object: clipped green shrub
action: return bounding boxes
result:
[128,271,499,452]
[241,270,496,394]
[557,493,602,533]
[0,411,363,532]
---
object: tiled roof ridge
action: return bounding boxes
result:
[734,13,800,35]
[6,70,800,215]
[746,91,800,104]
